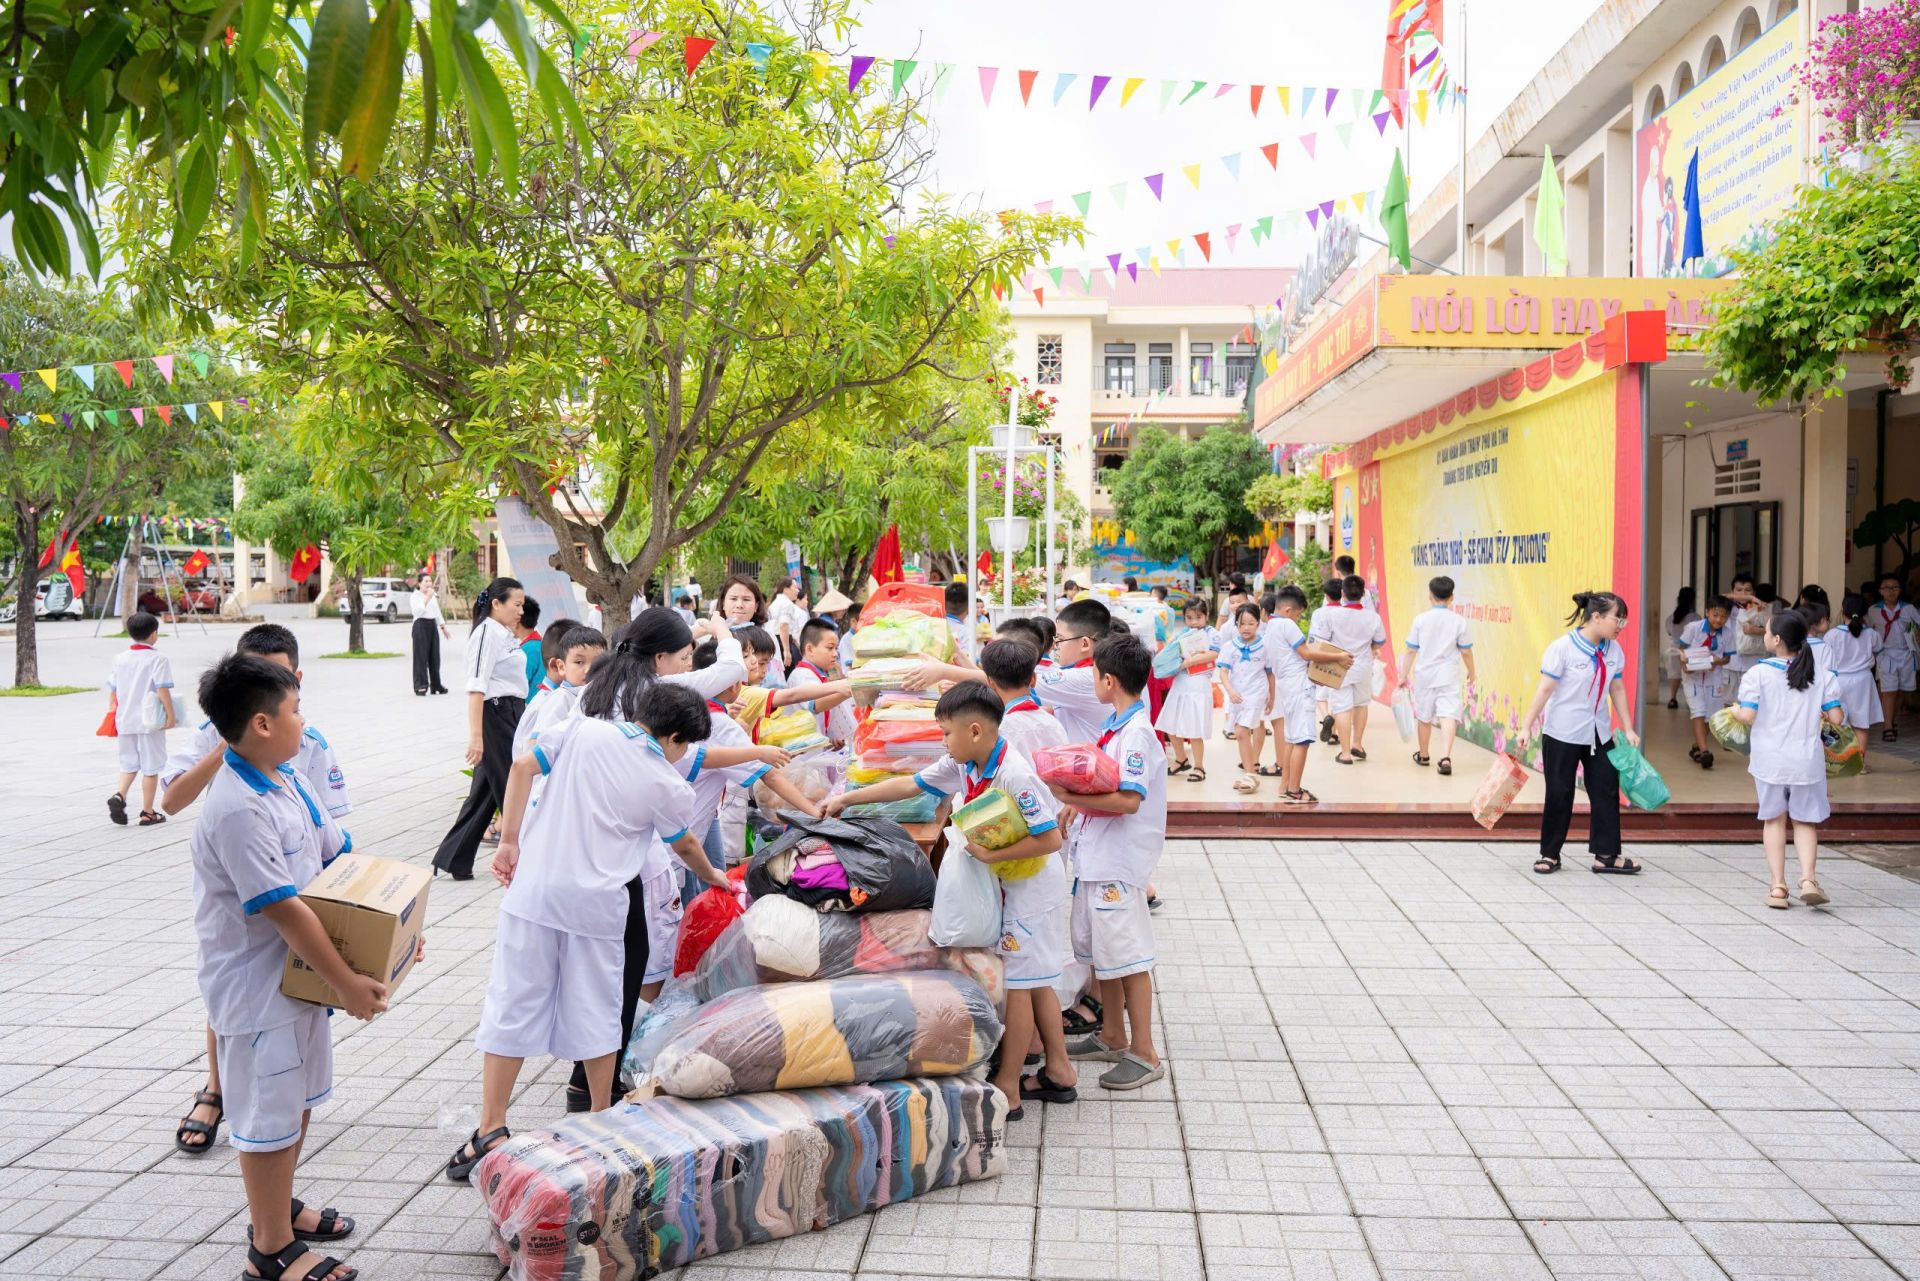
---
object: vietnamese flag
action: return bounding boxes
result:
[976,548,993,578]
[1261,540,1290,581]
[38,535,85,594]
[288,544,322,583]
[181,549,210,577]
[870,524,904,586]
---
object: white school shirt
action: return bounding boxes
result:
[998,691,1070,763]
[510,717,696,940]
[1869,601,1920,654]
[1310,604,1387,689]
[788,658,851,742]
[163,722,352,821]
[1678,617,1737,667]
[1736,659,1842,787]
[1263,616,1312,697]
[108,644,174,733]
[1537,630,1628,746]
[641,706,765,883]
[513,681,581,762]
[466,617,527,699]
[1217,632,1277,703]
[1069,700,1166,888]
[916,737,1065,919]
[1404,605,1472,680]
[191,750,349,1035]
[1820,626,1881,675]
[837,628,856,672]
[409,590,444,623]
[1034,662,1106,743]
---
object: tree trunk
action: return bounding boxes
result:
[11,505,41,688]
[119,518,145,620]
[346,574,366,654]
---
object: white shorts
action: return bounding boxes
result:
[1756,778,1831,825]
[1684,669,1727,719]
[219,1007,333,1153]
[1411,674,1464,724]
[1001,901,1067,990]
[1227,696,1269,730]
[475,911,624,1061]
[118,730,165,776]
[1276,684,1318,745]
[1834,669,1882,728]
[1877,649,1917,693]
[1325,683,1364,715]
[1070,880,1155,980]
[642,865,682,987]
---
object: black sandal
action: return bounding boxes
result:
[107,793,128,825]
[241,1237,355,1281]
[1350,747,1368,761]
[446,1125,511,1183]
[1437,757,1452,776]
[1592,854,1642,875]
[1256,765,1281,777]
[1061,997,1103,1037]
[247,1200,355,1246]
[1533,855,1561,875]
[565,1084,593,1113]
[1412,752,1431,766]
[175,1088,222,1153]
[1167,759,1191,775]
[1333,754,1354,765]
[139,810,167,826]
[1019,1068,1079,1104]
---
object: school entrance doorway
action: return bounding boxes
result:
[1689,500,1782,595]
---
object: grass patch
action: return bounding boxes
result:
[0,684,94,698]
[321,650,403,659]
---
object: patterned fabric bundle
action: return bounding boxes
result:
[646,970,1001,1099]
[746,813,936,913]
[478,1076,1008,1280]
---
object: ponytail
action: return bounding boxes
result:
[1566,590,1629,629]
[578,607,694,721]
[1770,611,1814,691]
[471,576,523,631]
[1842,592,1868,638]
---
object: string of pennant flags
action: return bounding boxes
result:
[0,350,220,399]
[606,27,1459,120]
[7,398,250,432]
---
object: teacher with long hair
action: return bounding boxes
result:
[434,577,527,880]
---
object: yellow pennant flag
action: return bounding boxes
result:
[36,369,56,392]
[807,50,830,82]
[1182,163,1202,190]
[1276,86,1291,114]
[37,412,54,423]
[1148,255,1162,276]
[1166,238,1182,259]
[1414,90,1430,125]
[209,400,225,421]
[1352,191,1369,212]
[1263,348,1280,375]
[1336,196,1351,213]
[1120,76,1145,106]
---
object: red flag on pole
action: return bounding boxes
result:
[870,525,904,586]
[181,549,210,577]
[976,548,993,578]
[1261,540,1290,582]
[289,544,322,583]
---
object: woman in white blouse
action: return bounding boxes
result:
[409,575,451,696]
[434,577,528,880]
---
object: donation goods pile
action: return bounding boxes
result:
[477,813,1008,1279]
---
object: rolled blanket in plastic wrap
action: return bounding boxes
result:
[692,897,1004,1009]
[645,970,1001,1099]
[478,1075,1007,1281]
[746,812,935,913]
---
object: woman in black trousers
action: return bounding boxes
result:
[1516,591,1643,876]
[433,578,526,880]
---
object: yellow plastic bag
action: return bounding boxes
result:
[852,610,952,665]
[951,788,1047,882]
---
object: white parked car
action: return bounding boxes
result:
[340,576,413,624]
[0,577,85,623]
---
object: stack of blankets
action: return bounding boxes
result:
[477,814,1008,1281]
[841,701,945,823]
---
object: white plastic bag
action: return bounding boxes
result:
[1391,688,1415,742]
[928,827,1002,948]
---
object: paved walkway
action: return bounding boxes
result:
[5,619,1920,1280]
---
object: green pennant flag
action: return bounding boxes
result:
[1255,214,1274,242]
[1369,89,1385,114]
[1382,151,1411,271]
[82,410,97,428]
[1072,191,1091,217]
[890,58,917,96]
[1336,122,1355,150]
[190,351,211,378]
[1534,145,1568,275]
[1048,266,1064,288]
[1158,80,1176,110]
[931,63,954,100]
[102,408,118,424]
[1179,80,1206,105]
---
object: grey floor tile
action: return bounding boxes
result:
[1359,1217,1551,1280]
[1523,1219,1729,1280]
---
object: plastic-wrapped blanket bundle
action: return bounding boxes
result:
[746,813,936,913]
[851,610,953,666]
[692,897,1003,1006]
[478,1075,1008,1281]
[645,970,1001,1099]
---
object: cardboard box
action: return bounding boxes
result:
[1306,660,1347,689]
[281,854,431,1008]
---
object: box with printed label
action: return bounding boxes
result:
[281,854,431,1008]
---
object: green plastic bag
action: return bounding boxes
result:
[1823,722,1865,778]
[1607,740,1671,812]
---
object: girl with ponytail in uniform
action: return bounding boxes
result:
[1820,594,1883,772]
[1731,611,1845,909]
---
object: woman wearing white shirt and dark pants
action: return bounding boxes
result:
[410,576,451,695]
[1516,591,1643,876]
[434,578,528,879]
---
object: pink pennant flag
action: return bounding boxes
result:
[1125,262,1139,282]
[1145,173,1163,201]
[1214,83,1235,97]
[1090,74,1111,108]
[1107,252,1122,274]
[1300,132,1317,159]
[152,354,175,383]
[1034,200,1053,214]
[849,55,875,89]
[625,29,662,60]
[978,66,999,105]
[1226,223,1241,251]
[131,406,145,426]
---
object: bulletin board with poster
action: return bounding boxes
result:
[1325,333,1648,770]
[1090,541,1198,596]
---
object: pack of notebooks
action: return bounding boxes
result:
[477,1075,1008,1279]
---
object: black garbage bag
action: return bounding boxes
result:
[746,811,936,913]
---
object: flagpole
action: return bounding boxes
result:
[1455,0,1469,270]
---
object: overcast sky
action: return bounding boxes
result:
[852,0,1606,275]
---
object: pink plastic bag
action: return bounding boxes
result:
[1031,744,1121,795]
[1471,752,1528,830]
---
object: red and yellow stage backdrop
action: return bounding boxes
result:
[1326,333,1647,767]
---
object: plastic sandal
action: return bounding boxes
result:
[107,793,128,825]
[1591,854,1642,875]
[1767,884,1791,909]
[1232,776,1259,793]
[175,1089,222,1153]
[446,1125,511,1183]
[1350,748,1368,761]
[1019,1069,1079,1104]
[1799,879,1830,907]
[1185,768,1207,783]
[1412,752,1431,766]
[139,810,167,826]
[1166,759,1190,776]
[240,1237,355,1281]
[1533,856,1561,875]
[1437,757,1452,776]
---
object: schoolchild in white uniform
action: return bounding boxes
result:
[1054,634,1166,1092]
[1310,575,1389,765]
[790,617,858,746]
[1517,591,1641,877]
[1398,576,1476,777]
[1215,603,1277,793]
[1333,555,1378,609]
[1731,611,1845,909]
[159,624,355,1158]
[511,626,605,764]
[1723,574,1765,691]
[1677,595,1737,768]
[1034,599,1117,744]
[1308,579,1345,744]
[1156,599,1218,781]
[1870,573,1920,739]
[1662,587,1700,708]
[105,611,178,827]
[980,638,1070,762]
[1823,594,1885,769]
[434,577,527,879]
[190,654,394,1281]
[828,680,1074,1118]
[1262,584,1353,805]
[450,678,718,1183]
[943,581,979,664]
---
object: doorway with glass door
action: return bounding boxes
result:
[1691,501,1781,597]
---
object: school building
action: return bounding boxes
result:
[1248,0,1919,820]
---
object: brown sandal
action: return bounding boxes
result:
[1767,884,1791,909]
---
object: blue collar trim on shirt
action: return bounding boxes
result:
[1568,629,1606,657]
[283,767,323,827]
[1761,657,1790,670]
[1007,690,1043,712]
[965,738,1008,784]
[613,722,665,755]
[302,725,328,750]
[224,749,280,794]
[1101,700,1147,734]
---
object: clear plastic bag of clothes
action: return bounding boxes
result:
[644,970,1002,1099]
[851,610,952,665]
[1708,706,1753,755]
[842,790,941,824]
[621,978,703,1080]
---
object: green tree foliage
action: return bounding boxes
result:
[0,263,234,685]
[1109,426,1270,585]
[121,0,1075,631]
[0,0,581,276]
[1856,497,1920,590]
[1284,537,1332,597]
[1705,152,1920,403]
[1243,470,1333,524]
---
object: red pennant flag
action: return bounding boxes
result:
[1033,287,1045,306]
[871,525,904,586]
[1194,232,1212,261]
[1017,69,1038,104]
[156,404,172,425]
[683,36,716,74]
[1261,142,1280,168]
[182,549,210,577]
[1250,84,1264,115]
[288,544,323,583]
[36,535,59,569]
[113,359,134,387]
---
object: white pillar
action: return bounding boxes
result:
[1801,400,1849,594]
[1603,125,1634,276]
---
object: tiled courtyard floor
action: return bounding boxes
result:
[5,618,1920,1279]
